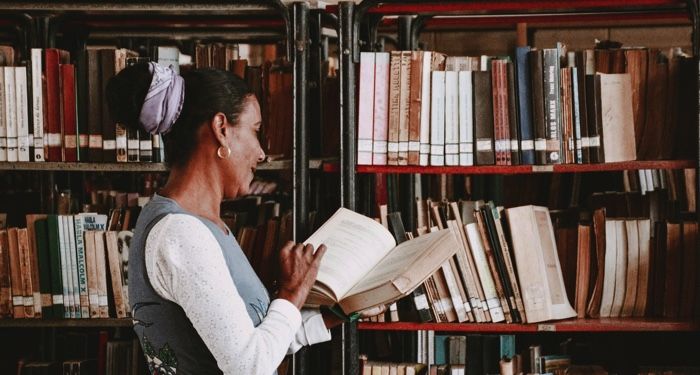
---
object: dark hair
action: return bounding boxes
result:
[106,63,254,167]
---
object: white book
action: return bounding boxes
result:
[418,52,432,166]
[67,215,81,318]
[645,170,654,192]
[372,52,390,165]
[430,71,446,166]
[458,71,474,166]
[58,215,73,318]
[600,219,618,318]
[14,67,30,162]
[464,222,505,323]
[73,215,90,318]
[94,231,109,317]
[444,71,459,166]
[638,170,648,195]
[357,52,375,165]
[610,220,627,317]
[31,49,45,162]
[4,67,17,162]
[0,68,6,161]
[505,205,576,323]
[440,262,468,322]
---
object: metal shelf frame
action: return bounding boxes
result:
[333,0,700,374]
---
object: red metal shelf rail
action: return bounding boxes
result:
[358,318,700,333]
[0,318,133,328]
[351,160,696,175]
[326,0,688,15]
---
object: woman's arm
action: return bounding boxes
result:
[147,214,300,375]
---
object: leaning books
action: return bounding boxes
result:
[304,208,459,314]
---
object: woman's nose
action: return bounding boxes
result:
[257,148,266,162]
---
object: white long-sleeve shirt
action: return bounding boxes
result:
[144,213,331,374]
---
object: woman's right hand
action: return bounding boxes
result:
[276,241,327,309]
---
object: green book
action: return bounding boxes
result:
[46,215,64,318]
[34,219,53,318]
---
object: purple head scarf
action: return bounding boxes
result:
[138,62,185,134]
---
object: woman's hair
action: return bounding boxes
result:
[106,63,253,167]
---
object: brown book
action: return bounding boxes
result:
[99,49,117,162]
[574,224,591,318]
[586,209,606,318]
[8,228,23,318]
[638,49,668,160]
[25,214,47,318]
[661,54,680,159]
[0,230,11,317]
[529,50,547,164]
[17,229,35,318]
[408,51,425,166]
[560,67,574,164]
[387,51,402,165]
[105,231,127,318]
[651,222,667,317]
[86,48,103,162]
[621,220,640,317]
[506,62,521,165]
[474,71,495,165]
[83,230,100,318]
[663,222,682,318]
[679,221,697,318]
[624,49,648,154]
[433,265,458,322]
[93,231,109,318]
[585,50,604,163]
[573,52,590,163]
[633,219,652,317]
[230,59,248,79]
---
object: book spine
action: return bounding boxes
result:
[5,67,17,162]
[94,231,109,317]
[430,71,446,166]
[458,71,474,166]
[407,51,424,166]
[100,49,117,162]
[7,229,24,318]
[571,67,584,164]
[34,219,53,318]
[105,231,127,318]
[0,68,6,162]
[14,67,30,162]
[127,128,140,162]
[87,49,103,162]
[140,130,153,162]
[45,49,63,162]
[387,51,401,165]
[506,62,520,165]
[444,71,459,166]
[372,52,390,166]
[542,48,562,164]
[465,223,505,322]
[17,229,35,317]
[47,215,64,318]
[474,71,495,165]
[397,51,411,166]
[418,52,433,166]
[116,123,128,162]
[60,64,78,162]
[357,52,375,165]
[73,215,90,318]
[515,46,535,164]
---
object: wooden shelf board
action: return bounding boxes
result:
[0,318,132,328]
[358,318,700,333]
[354,160,696,175]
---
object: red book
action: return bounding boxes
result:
[44,49,70,162]
[60,64,77,162]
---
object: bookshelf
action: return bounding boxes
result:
[333,0,700,373]
[0,1,320,374]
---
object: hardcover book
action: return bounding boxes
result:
[304,208,459,314]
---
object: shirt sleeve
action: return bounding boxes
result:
[288,308,332,354]
[145,214,302,375]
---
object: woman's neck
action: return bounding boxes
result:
[158,159,225,226]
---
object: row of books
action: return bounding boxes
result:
[18,338,144,375]
[0,41,295,163]
[356,44,695,167]
[373,191,699,324]
[0,214,131,319]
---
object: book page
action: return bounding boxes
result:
[347,229,455,296]
[305,208,396,301]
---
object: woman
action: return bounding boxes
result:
[107,62,339,374]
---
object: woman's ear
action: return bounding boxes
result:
[210,113,229,144]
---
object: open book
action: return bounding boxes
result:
[304,208,459,314]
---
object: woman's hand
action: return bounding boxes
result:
[276,241,327,309]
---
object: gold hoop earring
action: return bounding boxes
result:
[217,145,231,159]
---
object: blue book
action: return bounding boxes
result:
[515,46,535,165]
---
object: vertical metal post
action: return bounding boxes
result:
[339,4,359,373]
[309,9,324,159]
[340,1,356,211]
[688,0,700,216]
[291,3,310,374]
[292,1,309,242]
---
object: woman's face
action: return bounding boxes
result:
[223,96,265,198]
